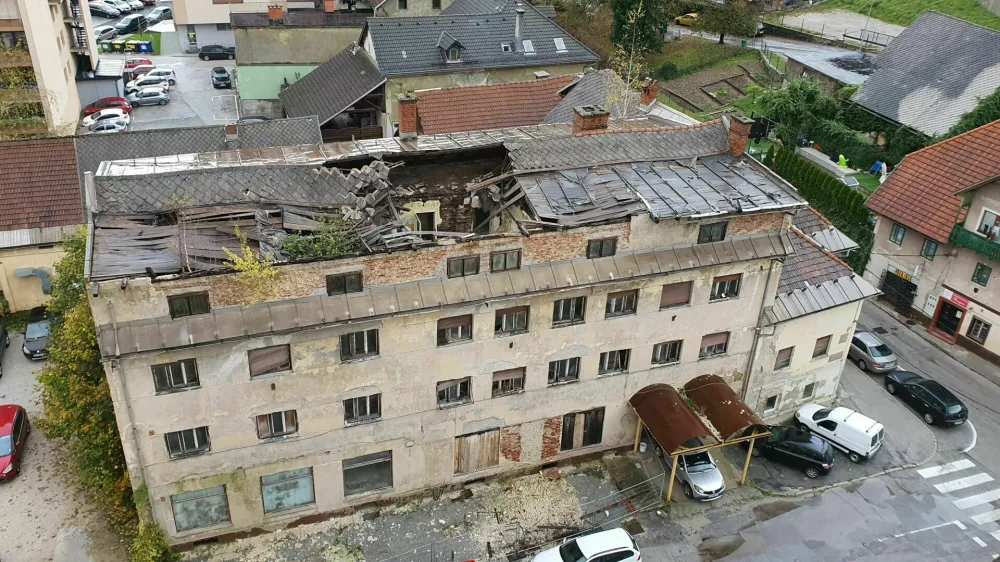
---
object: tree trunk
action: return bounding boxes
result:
[718,33,726,44]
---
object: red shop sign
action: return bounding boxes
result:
[951,293,970,308]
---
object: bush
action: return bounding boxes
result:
[656,60,679,81]
[131,523,178,562]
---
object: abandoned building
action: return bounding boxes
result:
[83,108,875,546]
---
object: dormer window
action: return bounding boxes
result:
[447,47,461,62]
[501,43,512,53]
[437,31,464,63]
[522,40,535,55]
[553,37,567,53]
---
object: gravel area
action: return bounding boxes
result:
[775,10,905,41]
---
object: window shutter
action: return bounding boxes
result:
[660,282,692,308]
[497,306,528,316]
[256,414,269,437]
[249,345,291,376]
[714,274,740,284]
[701,332,729,347]
[284,410,297,432]
[438,315,472,330]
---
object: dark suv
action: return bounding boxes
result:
[199,45,235,61]
[115,14,148,34]
[750,425,834,479]
[22,307,50,360]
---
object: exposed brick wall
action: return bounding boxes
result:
[397,94,418,137]
[727,212,785,237]
[540,416,562,460]
[500,425,522,462]
[523,223,630,264]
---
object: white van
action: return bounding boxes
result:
[795,404,884,463]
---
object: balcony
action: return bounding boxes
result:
[950,224,1000,262]
[0,49,31,68]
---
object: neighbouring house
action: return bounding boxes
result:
[865,119,1000,364]
[0,138,84,311]
[80,111,879,546]
[852,11,1000,137]
[784,51,874,95]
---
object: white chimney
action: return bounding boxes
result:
[515,3,524,40]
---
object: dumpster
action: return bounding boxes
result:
[98,40,112,53]
[137,41,153,53]
[111,40,126,53]
[125,40,140,53]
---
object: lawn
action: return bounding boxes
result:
[123,32,162,55]
[816,0,1000,30]
[849,173,882,194]
[648,37,754,78]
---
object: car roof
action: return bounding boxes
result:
[853,331,885,347]
[575,528,633,557]
[828,407,880,432]
[919,380,962,405]
[0,405,20,434]
[890,370,921,383]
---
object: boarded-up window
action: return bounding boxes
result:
[437,377,472,406]
[813,335,831,358]
[552,296,586,326]
[605,290,637,317]
[165,426,210,458]
[327,272,363,296]
[560,408,605,451]
[775,346,794,369]
[261,468,315,514]
[437,315,473,346]
[492,368,525,397]
[660,281,692,309]
[699,332,729,358]
[171,486,230,532]
[248,345,291,377]
[168,292,210,318]
[495,306,528,335]
[710,274,741,301]
[652,340,682,365]
[152,358,199,393]
[341,329,379,361]
[256,410,298,439]
[454,428,500,474]
[343,451,392,496]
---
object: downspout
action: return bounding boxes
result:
[741,257,778,400]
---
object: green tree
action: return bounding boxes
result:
[611,0,670,53]
[942,86,1000,139]
[698,0,759,44]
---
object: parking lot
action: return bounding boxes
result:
[90,1,170,37]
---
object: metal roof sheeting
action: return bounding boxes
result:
[683,374,765,440]
[769,274,880,323]
[809,227,859,254]
[629,384,717,455]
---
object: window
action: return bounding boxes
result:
[587,238,616,258]
[327,272,363,296]
[165,427,211,458]
[802,382,815,399]
[553,37,567,52]
[920,238,938,260]
[817,420,837,432]
[812,335,831,358]
[340,329,379,361]
[397,0,406,8]
[552,296,586,326]
[598,349,630,375]
[522,39,534,54]
[432,0,440,7]
[495,306,528,336]
[248,345,291,377]
[889,223,906,245]
[710,274,741,301]
[168,292,210,318]
[651,340,682,365]
[501,43,512,52]
[548,358,580,384]
[343,451,392,496]
[764,395,778,412]
[262,468,315,513]
[660,281,692,309]
[698,222,727,244]
[447,47,461,61]
[977,209,998,236]
[171,486,230,532]
[152,359,199,393]
[973,263,992,287]
[455,429,500,473]
[216,23,232,30]
[344,393,381,424]
[774,347,793,370]
[605,290,637,317]
[447,256,479,278]
[699,332,729,358]
[560,408,605,451]
[968,317,992,345]
[437,378,472,407]
[437,315,473,346]
[491,249,521,272]
[256,410,298,439]
[492,368,525,397]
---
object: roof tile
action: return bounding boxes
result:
[0,138,84,231]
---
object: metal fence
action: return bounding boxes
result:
[843,28,895,47]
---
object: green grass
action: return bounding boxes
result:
[814,0,1000,30]
[849,173,881,194]
[647,36,752,78]
[122,32,161,55]
[2,310,30,333]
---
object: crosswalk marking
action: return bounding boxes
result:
[918,459,976,478]
[955,489,1000,510]
[975,537,988,547]
[992,530,1000,544]
[935,473,994,494]
[973,510,1000,525]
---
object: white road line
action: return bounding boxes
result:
[956,521,968,530]
[992,530,1000,543]
[878,521,966,542]
[973,510,1000,525]
[955,489,1000,510]
[935,473,994,494]
[963,420,978,453]
[975,537,988,547]
[918,459,976,478]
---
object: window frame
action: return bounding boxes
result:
[973,263,992,287]
[343,451,393,497]
[920,237,938,261]
[598,349,630,375]
[171,485,230,532]
[326,272,363,296]
[552,296,586,327]
[152,358,200,393]
[802,382,815,400]
[494,306,529,336]
[522,39,535,54]
[344,393,382,425]
[968,317,992,345]
[256,410,298,440]
[586,238,617,258]
[553,37,567,52]
[605,290,638,318]
[699,332,729,359]
[437,314,473,346]
[340,328,379,361]
[763,395,778,413]
[248,344,292,378]
[651,340,682,365]
[397,0,406,8]
[167,292,211,319]
[437,377,472,407]
[548,357,580,385]
[261,467,315,514]
[889,222,906,245]
[492,368,525,397]
[165,426,211,458]
[447,256,479,278]
[812,335,832,358]
[490,249,521,272]
[774,346,794,370]
[698,222,727,244]
[710,274,741,301]
[659,281,692,309]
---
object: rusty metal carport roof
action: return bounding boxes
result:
[628,384,718,455]
[683,375,767,441]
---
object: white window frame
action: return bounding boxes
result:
[552,296,586,326]
[152,358,199,393]
[598,349,630,375]
[344,393,382,425]
[553,37,567,53]
[522,39,534,54]
[548,357,580,384]
[651,340,682,365]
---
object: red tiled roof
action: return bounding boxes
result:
[415,75,575,135]
[0,138,84,232]
[865,119,1000,243]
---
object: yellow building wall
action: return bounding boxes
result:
[0,245,63,312]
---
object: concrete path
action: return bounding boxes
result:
[772,9,906,42]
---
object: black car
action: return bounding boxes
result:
[885,371,967,426]
[115,14,148,34]
[22,307,50,360]
[749,425,834,479]
[199,45,235,61]
[211,67,231,89]
[89,2,120,18]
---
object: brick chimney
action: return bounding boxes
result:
[323,0,337,12]
[640,77,659,106]
[397,93,418,139]
[572,105,609,135]
[728,115,754,159]
[268,4,284,24]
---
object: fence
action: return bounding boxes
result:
[843,28,895,47]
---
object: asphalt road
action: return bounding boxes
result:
[90,2,169,36]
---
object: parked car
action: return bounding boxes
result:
[885,371,968,426]
[115,13,148,34]
[140,0,156,4]
[126,0,143,9]
[125,57,153,70]
[93,25,116,42]
[126,87,169,106]
[22,307,49,360]
[748,425,834,479]
[198,44,235,61]
[671,446,725,500]
[532,529,640,562]
[130,64,155,77]
[84,97,132,116]
[87,121,129,134]
[0,324,10,378]
[148,6,171,20]
[125,75,170,93]
[144,68,176,85]
[83,108,131,129]
[102,0,132,13]
[0,405,30,481]
[211,66,231,89]
[89,2,120,18]
[795,405,884,463]
[848,331,898,373]
[674,12,699,26]
[236,116,270,124]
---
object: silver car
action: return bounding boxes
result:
[675,450,725,500]
[849,331,898,373]
[126,87,169,106]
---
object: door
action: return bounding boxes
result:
[934,301,963,337]
[454,429,500,474]
[814,419,838,442]
[904,383,929,411]
[11,411,23,465]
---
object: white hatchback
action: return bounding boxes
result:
[532,529,641,562]
[125,75,171,93]
[82,108,131,129]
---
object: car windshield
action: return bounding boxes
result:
[0,435,11,456]
[558,540,586,562]
[870,344,893,358]
[684,451,712,469]
[812,408,832,421]
[26,320,50,339]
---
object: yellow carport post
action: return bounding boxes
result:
[739,437,757,486]
[665,453,679,502]
[633,418,643,453]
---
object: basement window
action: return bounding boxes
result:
[343,451,393,496]
[171,486,230,532]
[261,468,315,514]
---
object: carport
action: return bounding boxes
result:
[629,375,771,502]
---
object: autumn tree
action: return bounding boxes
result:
[699,0,760,44]
[0,41,50,140]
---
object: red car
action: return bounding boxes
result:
[83,97,132,116]
[141,0,155,4]
[124,57,153,70]
[0,405,29,481]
